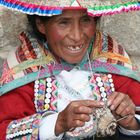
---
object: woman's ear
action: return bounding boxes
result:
[35,18,46,35]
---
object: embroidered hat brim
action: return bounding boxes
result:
[0,0,140,16]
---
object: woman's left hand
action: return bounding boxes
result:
[107,92,140,130]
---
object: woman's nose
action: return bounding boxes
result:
[69,23,83,42]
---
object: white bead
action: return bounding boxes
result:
[45,98,50,103]
[13,132,17,137]
[34,92,38,97]
[102,98,107,101]
[110,83,114,87]
[107,74,112,78]
[47,82,52,87]
[109,78,113,83]
[25,129,29,134]
[46,93,51,98]
[46,78,52,82]
[46,88,52,93]
[101,92,107,97]
[22,130,26,135]
[34,88,38,92]
[35,84,39,88]
[29,129,33,133]
[12,124,16,128]
[100,87,105,92]
[18,122,22,126]
[10,134,14,138]
[96,77,102,82]
[97,82,103,87]
[30,118,34,122]
[35,80,39,84]
[34,100,38,104]
[111,87,115,92]
[6,135,10,139]
[19,131,23,135]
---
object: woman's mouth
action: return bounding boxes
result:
[66,45,84,53]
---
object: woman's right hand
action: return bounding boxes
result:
[55,100,104,135]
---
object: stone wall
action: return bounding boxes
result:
[0,6,140,70]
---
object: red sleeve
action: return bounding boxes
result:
[112,74,140,106]
[0,82,35,140]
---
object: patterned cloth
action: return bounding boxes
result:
[0,30,140,139]
[0,0,140,16]
[0,30,140,96]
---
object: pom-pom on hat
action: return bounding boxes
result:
[0,0,140,17]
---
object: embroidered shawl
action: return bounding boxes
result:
[0,30,140,95]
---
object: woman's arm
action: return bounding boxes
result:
[112,74,140,106]
[0,82,37,139]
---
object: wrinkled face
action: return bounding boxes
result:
[39,10,96,64]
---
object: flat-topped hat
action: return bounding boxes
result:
[0,0,140,16]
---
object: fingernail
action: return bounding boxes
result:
[100,102,104,105]
[107,100,111,106]
[110,105,115,110]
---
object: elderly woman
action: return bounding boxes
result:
[0,0,140,140]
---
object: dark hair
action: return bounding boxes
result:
[27,15,51,42]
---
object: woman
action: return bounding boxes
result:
[0,0,140,140]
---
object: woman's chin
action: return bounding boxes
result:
[63,57,83,64]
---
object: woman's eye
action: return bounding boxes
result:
[81,17,92,23]
[59,20,69,25]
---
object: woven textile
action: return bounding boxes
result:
[0,31,140,96]
[0,0,140,16]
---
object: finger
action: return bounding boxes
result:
[74,105,93,114]
[115,101,129,115]
[81,100,104,108]
[74,114,91,122]
[118,114,134,126]
[109,93,125,111]
[73,120,85,128]
[107,92,118,106]
[121,105,135,117]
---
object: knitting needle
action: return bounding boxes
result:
[116,114,130,122]
[136,106,140,111]
[116,106,140,122]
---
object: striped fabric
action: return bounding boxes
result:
[0,30,140,95]
[0,0,140,16]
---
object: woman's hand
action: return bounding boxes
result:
[55,100,104,135]
[108,92,140,130]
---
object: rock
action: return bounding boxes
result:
[0,6,27,59]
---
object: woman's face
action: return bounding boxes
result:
[39,10,97,64]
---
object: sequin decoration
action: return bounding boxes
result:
[95,74,115,102]
[6,114,42,139]
[34,76,58,112]
[34,78,46,112]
